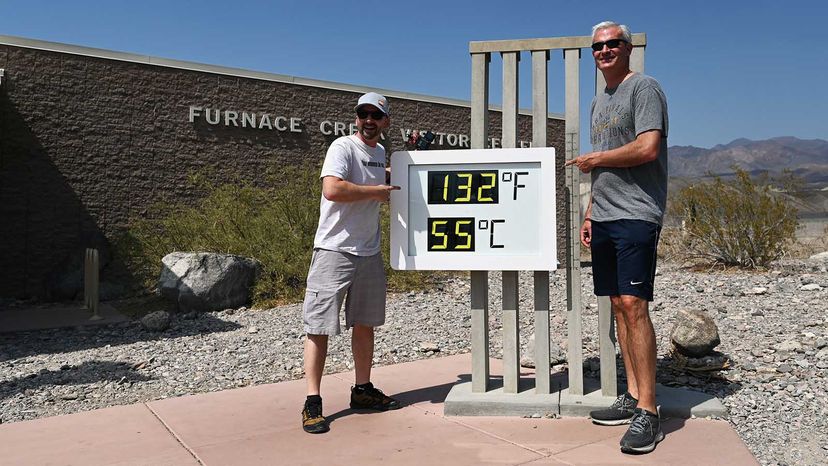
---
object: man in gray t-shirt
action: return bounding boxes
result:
[300,92,402,434]
[566,21,668,454]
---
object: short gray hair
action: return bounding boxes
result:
[591,21,632,43]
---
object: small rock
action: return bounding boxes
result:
[808,251,828,262]
[776,340,803,353]
[777,364,794,373]
[248,326,259,334]
[60,393,79,401]
[521,334,567,368]
[140,311,171,332]
[800,283,822,291]
[751,310,764,317]
[670,309,721,357]
[419,342,440,353]
[750,287,768,295]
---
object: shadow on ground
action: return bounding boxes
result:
[0,313,242,361]
[0,360,154,401]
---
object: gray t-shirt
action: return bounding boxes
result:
[313,135,386,256]
[590,73,669,225]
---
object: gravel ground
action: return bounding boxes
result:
[1,259,827,465]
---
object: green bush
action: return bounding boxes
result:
[115,163,446,307]
[670,169,798,267]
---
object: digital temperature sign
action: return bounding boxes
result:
[390,148,557,271]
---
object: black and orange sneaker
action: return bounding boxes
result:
[350,382,402,411]
[302,397,329,434]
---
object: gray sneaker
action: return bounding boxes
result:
[620,407,664,454]
[590,392,638,425]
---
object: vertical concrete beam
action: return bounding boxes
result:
[502,270,520,393]
[531,50,548,147]
[564,48,584,396]
[501,52,519,148]
[84,248,101,320]
[471,53,490,150]
[531,49,551,394]
[500,51,520,393]
[595,64,606,95]
[471,270,490,393]
[598,296,617,397]
[630,46,645,73]
[470,52,491,393]
[533,270,550,394]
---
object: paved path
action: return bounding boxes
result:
[0,354,757,465]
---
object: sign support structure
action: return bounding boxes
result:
[442,33,647,417]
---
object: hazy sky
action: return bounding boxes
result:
[1,0,825,149]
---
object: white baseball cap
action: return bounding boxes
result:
[355,92,390,116]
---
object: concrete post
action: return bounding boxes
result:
[470,52,491,393]
[631,45,645,73]
[599,296,617,397]
[531,49,551,394]
[84,248,101,320]
[564,48,584,396]
[500,51,521,393]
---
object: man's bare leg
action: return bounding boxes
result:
[611,297,639,400]
[304,334,328,396]
[352,325,374,385]
[611,295,657,413]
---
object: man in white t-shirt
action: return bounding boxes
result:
[301,92,401,434]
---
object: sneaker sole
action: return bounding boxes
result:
[349,403,401,411]
[620,431,665,454]
[302,423,330,434]
[590,417,633,426]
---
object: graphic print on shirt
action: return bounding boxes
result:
[591,102,633,146]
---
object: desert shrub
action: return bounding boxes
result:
[669,169,798,267]
[115,163,446,307]
[116,164,320,305]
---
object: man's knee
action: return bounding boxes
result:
[306,333,329,345]
[352,324,375,338]
[610,295,649,319]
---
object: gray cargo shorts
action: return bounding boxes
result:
[302,249,386,336]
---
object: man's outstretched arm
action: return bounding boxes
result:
[565,129,661,173]
[322,176,400,203]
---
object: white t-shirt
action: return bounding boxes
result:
[313,135,386,256]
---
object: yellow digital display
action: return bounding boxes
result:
[427,170,498,204]
[427,217,475,251]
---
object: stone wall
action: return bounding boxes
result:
[0,42,566,300]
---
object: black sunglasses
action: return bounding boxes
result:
[591,38,627,52]
[356,108,386,120]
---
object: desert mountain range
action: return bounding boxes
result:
[669,136,828,185]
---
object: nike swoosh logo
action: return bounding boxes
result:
[630,281,643,285]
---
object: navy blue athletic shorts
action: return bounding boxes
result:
[591,219,661,302]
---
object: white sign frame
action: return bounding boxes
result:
[390,148,557,271]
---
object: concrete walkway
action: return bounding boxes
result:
[0,354,757,465]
